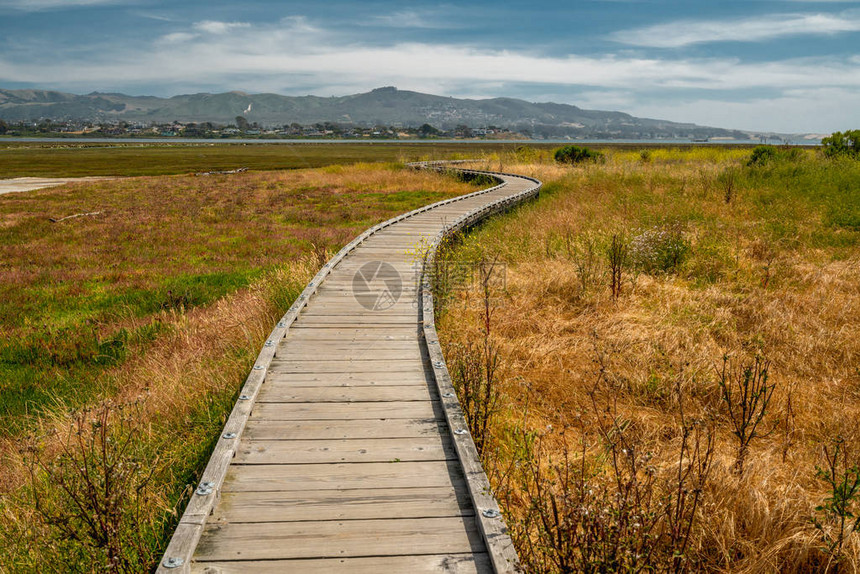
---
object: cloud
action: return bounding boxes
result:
[193,21,251,34]
[1,18,858,131]
[3,19,859,94]
[160,32,197,44]
[374,9,457,29]
[629,88,860,133]
[612,11,860,47]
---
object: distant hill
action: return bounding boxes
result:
[0,86,755,140]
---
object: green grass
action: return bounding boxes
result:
[0,141,554,178]
[0,164,480,432]
[0,141,770,179]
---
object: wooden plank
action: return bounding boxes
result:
[276,346,424,358]
[298,305,417,314]
[263,371,434,383]
[257,385,432,403]
[267,360,427,374]
[210,486,473,523]
[271,352,425,363]
[244,418,444,440]
[233,436,455,464]
[272,352,423,365]
[194,516,485,561]
[263,371,432,386]
[284,328,422,339]
[299,318,418,327]
[192,553,492,574]
[290,323,424,330]
[280,339,422,349]
[222,460,464,492]
[250,401,440,421]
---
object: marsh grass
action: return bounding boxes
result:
[440,147,860,571]
[0,163,480,571]
[0,141,553,178]
[0,163,475,431]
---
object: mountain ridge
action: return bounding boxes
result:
[0,86,756,140]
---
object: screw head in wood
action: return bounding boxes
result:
[482,509,502,519]
[454,429,468,435]
[443,392,455,398]
[195,482,214,496]
[222,432,237,439]
[253,365,264,370]
[163,557,184,569]
[239,394,251,401]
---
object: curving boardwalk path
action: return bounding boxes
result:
[158,164,541,573]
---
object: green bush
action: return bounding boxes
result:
[822,130,860,159]
[747,145,802,167]
[748,145,778,166]
[554,145,603,165]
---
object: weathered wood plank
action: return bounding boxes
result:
[210,486,473,523]
[234,436,455,464]
[222,460,464,492]
[284,329,421,340]
[279,340,422,350]
[243,418,444,440]
[274,349,425,361]
[191,553,492,574]
[268,359,427,374]
[249,401,440,421]
[273,354,426,365]
[296,315,419,324]
[289,323,423,330]
[263,371,432,385]
[256,385,432,403]
[194,516,485,561]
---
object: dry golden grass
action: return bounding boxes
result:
[440,150,860,572]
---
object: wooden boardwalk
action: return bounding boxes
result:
[158,165,541,573]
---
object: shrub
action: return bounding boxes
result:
[23,401,164,572]
[515,145,543,163]
[607,233,628,299]
[504,378,714,573]
[813,437,860,571]
[822,130,860,159]
[716,354,776,475]
[629,224,690,274]
[748,145,778,167]
[554,145,603,165]
[747,145,803,167]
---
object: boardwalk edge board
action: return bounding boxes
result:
[157,160,540,573]
[420,165,540,574]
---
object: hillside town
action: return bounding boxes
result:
[0,118,519,140]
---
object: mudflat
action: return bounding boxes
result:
[0,177,112,195]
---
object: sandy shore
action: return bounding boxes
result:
[0,177,113,196]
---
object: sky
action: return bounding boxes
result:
[1,0,858,133]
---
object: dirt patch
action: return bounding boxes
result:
[0,177,113,195]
